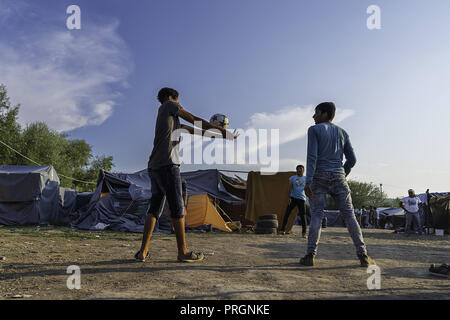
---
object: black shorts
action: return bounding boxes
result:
[148,165,185,219]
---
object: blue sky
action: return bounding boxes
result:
[1,0,449,197]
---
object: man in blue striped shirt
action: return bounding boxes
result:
[299,102,375,267]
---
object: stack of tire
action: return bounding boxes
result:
[254,214,279,234]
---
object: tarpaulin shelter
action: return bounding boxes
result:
[217,172,247,223]
[429,194,450,231]
[377,207,406,229]
[72,169,168,233]
[0,165,62,225]
[181,170,245,204]
[245,171,300,232]
[58,187,78,225]
[71,169,244,233]
[416,192,448,232]
[185,194,232,232]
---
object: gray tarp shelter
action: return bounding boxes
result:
[71,169,244,233]
[0,165,62,225]
[59,187,78,225]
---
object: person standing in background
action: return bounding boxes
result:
[400,189,423,236]
[279,165,308,238]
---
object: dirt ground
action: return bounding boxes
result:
[0,225,449,300]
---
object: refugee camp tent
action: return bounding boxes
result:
[245,171,299,232]
[217,172,247,224]
[185,194,232,232]
[429,194,450,231]
[58,187,78,225]
[181,170,244,203]
[0,165,62,225]
[378,207,405,229]
[72,169,169,233]
[71,169,244,233]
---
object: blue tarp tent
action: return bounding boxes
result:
[0,165,63,225]
[71,169,244,233]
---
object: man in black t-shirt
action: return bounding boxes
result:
[135,87,238,262]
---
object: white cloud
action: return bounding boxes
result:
[246,105,355,145]
[0,16,132,132]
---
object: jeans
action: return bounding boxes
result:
[147,165,184,219]
[405,212,421,234]
[281,197,307,234]
[307,171,367,256]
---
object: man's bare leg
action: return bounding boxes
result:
[171,217,189,258]
[138,214,157,260]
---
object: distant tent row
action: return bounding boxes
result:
[0,166,245,233]
[0,165,448,233]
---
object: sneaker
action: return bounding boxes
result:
[299,253,315,266]
[302,233,307,238]
[358,254,376,267]
[278,230,286,235]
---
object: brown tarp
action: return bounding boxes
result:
[429,194,450,229]
[244,171,298,232]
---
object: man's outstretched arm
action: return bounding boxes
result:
[180,124,222,137]
[177,108,238,140]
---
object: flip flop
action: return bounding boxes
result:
[134,250,150,262]
[177,251,204,263]
[429,264,450,278]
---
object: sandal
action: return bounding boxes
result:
[429,264,450,278]
[177,251,205,263]
[134,250,150,262]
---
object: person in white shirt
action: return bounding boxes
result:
[400,189,423,235]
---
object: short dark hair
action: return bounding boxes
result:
[157,87,179,104]
[315,102,336,121]
[296,165,304,170]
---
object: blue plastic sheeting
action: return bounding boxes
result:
[71,169,244,233]
[0,165,62,225]
[379,207,405,216]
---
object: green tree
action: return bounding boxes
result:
[0,84,22,164]
[0,84,115,191]
[73,155,114,191]
[325,180,389,209]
